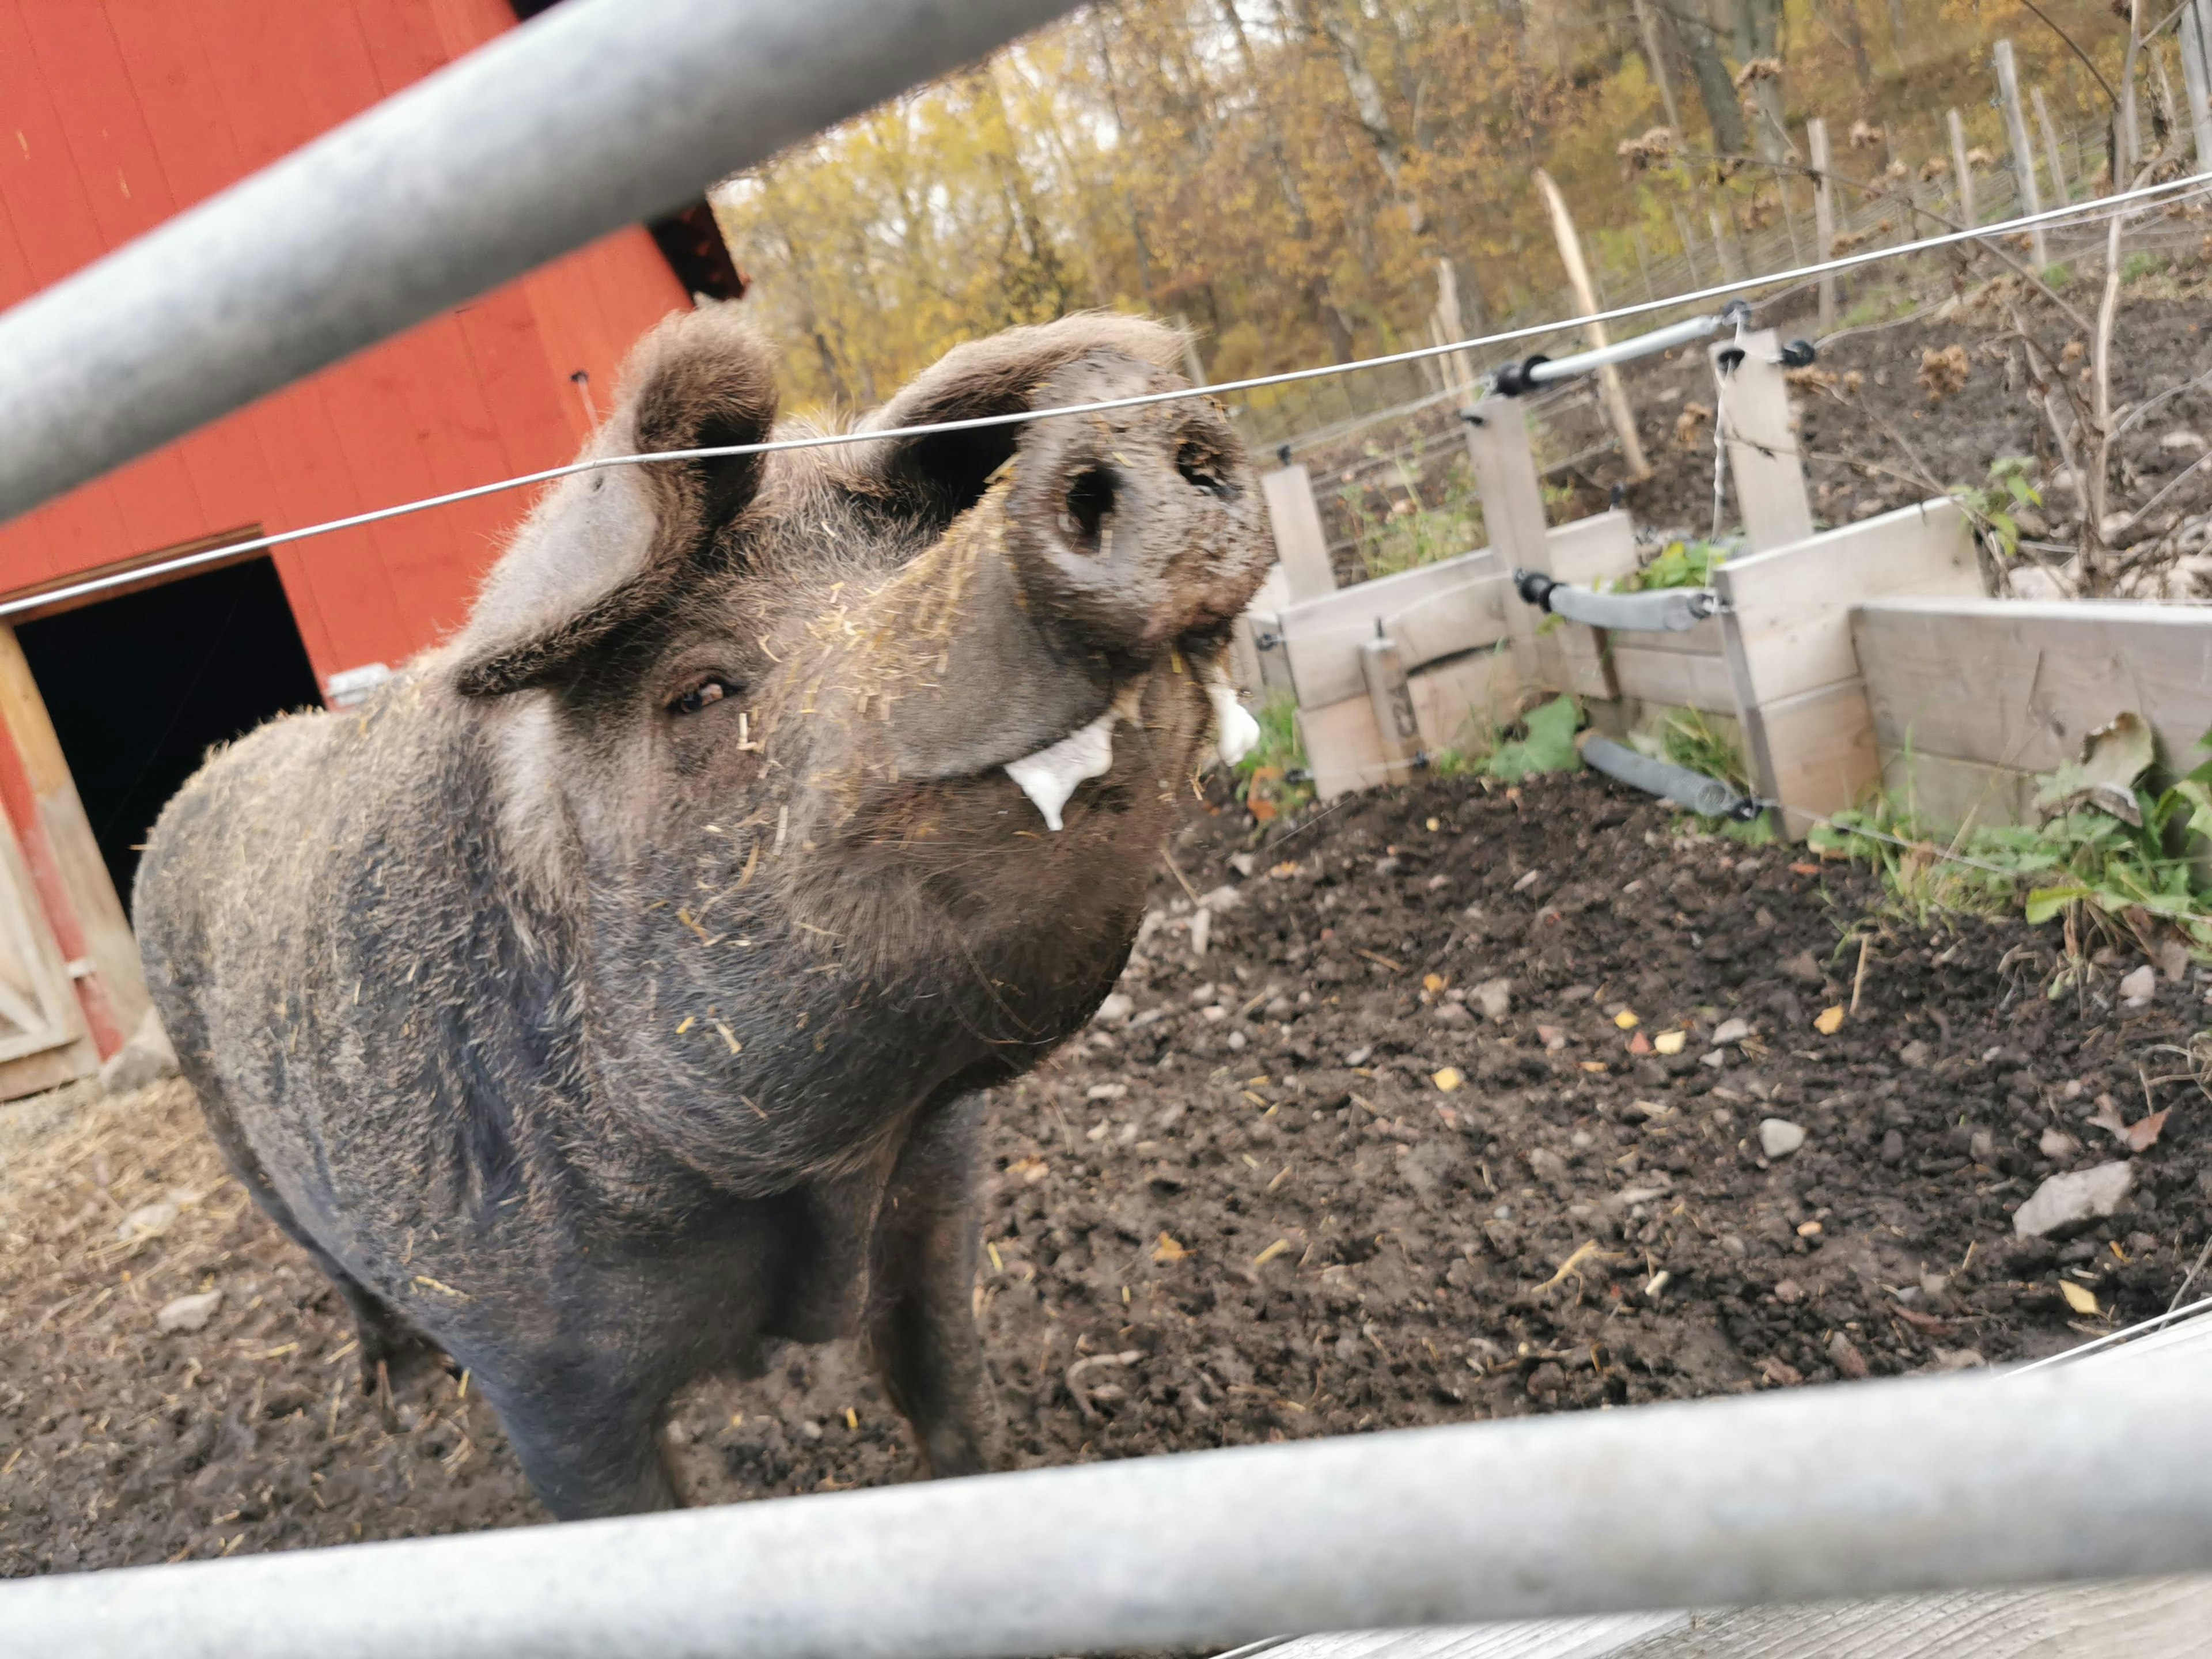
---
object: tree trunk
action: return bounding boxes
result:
[1659,0,1747,155]
[1631,0,1684,132]
[1734,0,1789,162]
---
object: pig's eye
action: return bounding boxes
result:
[670,677,738,715]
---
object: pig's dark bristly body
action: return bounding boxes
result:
[133,306,1272,1519]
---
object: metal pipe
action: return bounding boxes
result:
[1580,733,1758,820]
[1514,570,1719,632]
[10,1365,2212,1659]
[1491,311,1730,395]
[0,0,1078,527]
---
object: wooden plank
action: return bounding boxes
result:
[1385,577,1512,675]
[1541,511,1640,587]
[1609,646,1738,715]
[1261,465,1339,604]
[1717,498,1980,711]
[1743,679,1880,839]
[0,625,149,1047]
[1408,649,1517,758]
[1253,1613,1690,1659]
[1608,1577,2212,1657]
[1461,407,1548,687]
[1877,748,2036,834]
[1281,550,1502,709]
[1630,616,1726,657]
[1851,597,2212,777]
[1709,328,1814,552]
[1300,695,1391,802]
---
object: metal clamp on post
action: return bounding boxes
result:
[1512,570,1719,633]
[1577,733,1763,821]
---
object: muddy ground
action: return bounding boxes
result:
[5,771,2209,1576]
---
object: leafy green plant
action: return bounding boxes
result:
[2123,251,2170,283]
[1233,691,1312,821]
[1338,457,1484,580]
[1953,455,2040,562]
[1661,709,1752,795]
[1809,718,2212,955]
[1613,537,1730,592]
[1480,694,1582,781]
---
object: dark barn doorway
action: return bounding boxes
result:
[17,556,323,915]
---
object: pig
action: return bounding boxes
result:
[131,304,1271,1520]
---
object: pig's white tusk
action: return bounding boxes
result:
[1207,679,1261,767]
[1004,710,1118,832]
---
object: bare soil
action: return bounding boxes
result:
[6,771,2209,1577]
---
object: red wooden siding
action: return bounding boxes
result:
[0,0,690,688]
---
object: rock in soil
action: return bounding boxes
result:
[1759,1119,1807,1159]
[155,1290,222,1334]
[2013,1160,2136,1238]
[6,771,2211,1577]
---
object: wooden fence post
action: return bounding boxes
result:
[1948,109,1978,241]
[1434,258,1475,399]
[1673,209,1705,287]
[1459,408,1547,690]
[1806,117,1837,334]
[2181,1,2212,171]
[1259,464,1339,604]
[1533,168,1650,481]
[1993,41,2048,266]
[1710,207,1744,282]
[2032,85,2071,206]
[1710,327,1813,552]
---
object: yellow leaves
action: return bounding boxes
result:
[1653,1031,1687,1055]
[2059,1280,2101,1317]
[1423,973,1447,993]
[1006,1156,1050,1184]
[1815,1005,1847,1035]
[1152,1232,1189,1263]
[1432,1066,1464,1092]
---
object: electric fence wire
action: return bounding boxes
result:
[8,168,2211,626]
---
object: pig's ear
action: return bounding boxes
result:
[851,313,1185,523]
[449,304,778,699]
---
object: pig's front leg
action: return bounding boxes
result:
[864,1092,997,1478]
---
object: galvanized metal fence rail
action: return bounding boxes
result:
[7,1361,2212,1658]
[5,7,2212,1655]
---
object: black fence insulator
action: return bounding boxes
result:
[1778,339,1819,368]
[1514,570,1560,611]
[1489,355,1551,397]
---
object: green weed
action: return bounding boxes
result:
[1809,724,2212,960]
[1233,691,1312,821]
[1952,455,2040,562]
[1660,710,1773,844]
[1613,537,1730,592]
[1338,458,1484,579]
[1481,694,1582,781]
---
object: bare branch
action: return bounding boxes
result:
[1665,145,2095,335]
[2016,0,2118,109]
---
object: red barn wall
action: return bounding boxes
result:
[0,0,691,689]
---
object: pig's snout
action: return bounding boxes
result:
[1002,361,1268,661]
